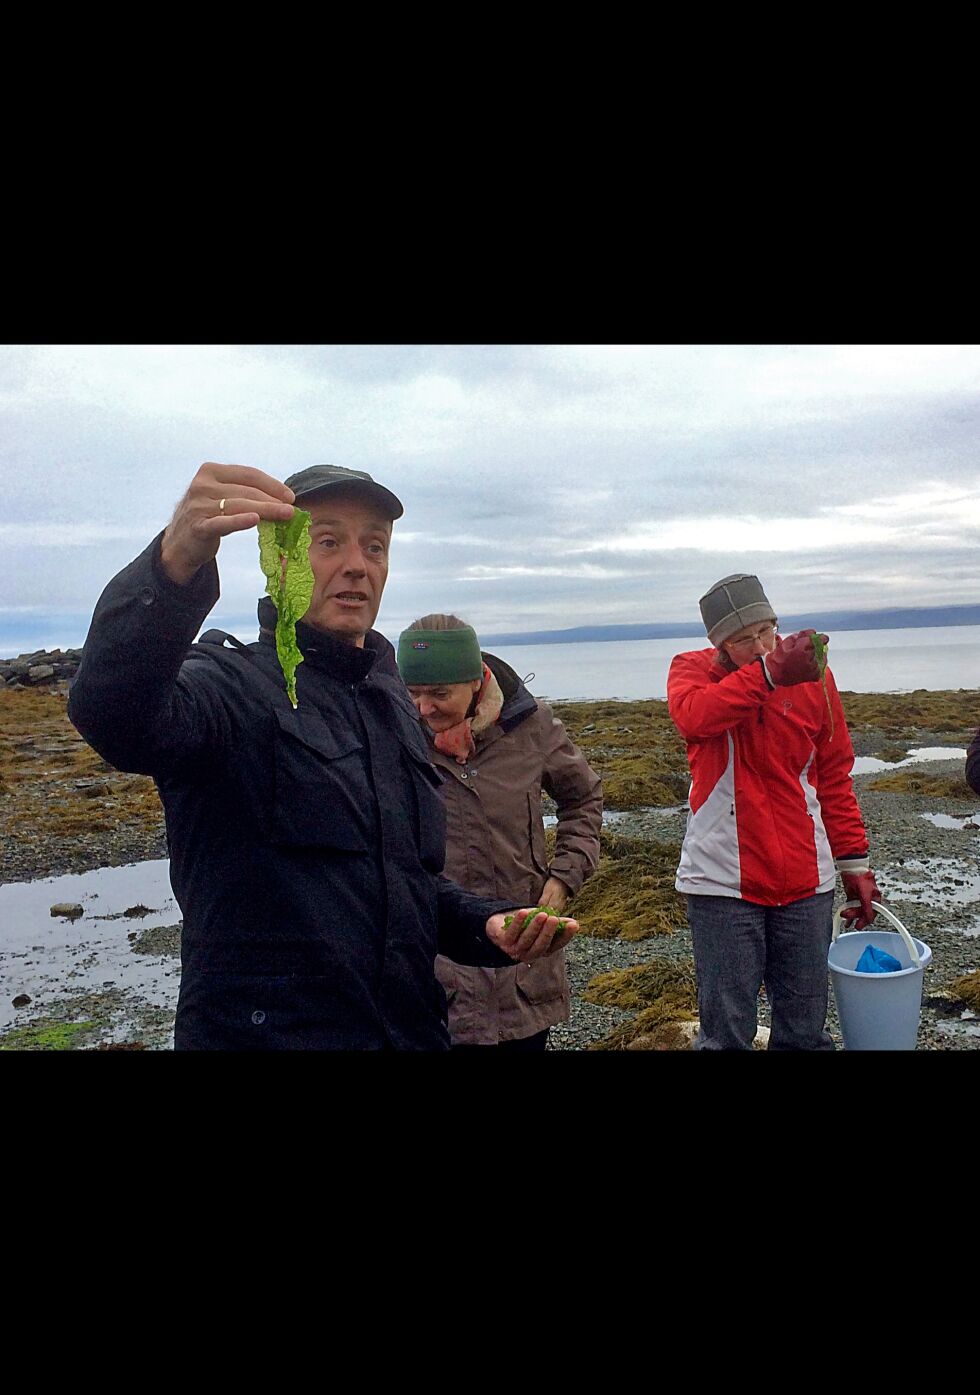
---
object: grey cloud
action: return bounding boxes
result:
[3,344,980,659]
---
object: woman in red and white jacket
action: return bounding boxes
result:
[667,573,880,1051]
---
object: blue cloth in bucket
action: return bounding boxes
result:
[854,944,904,974]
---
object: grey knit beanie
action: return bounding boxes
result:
[699,574,776,646]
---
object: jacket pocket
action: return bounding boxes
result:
[434,953,458,1005]
[528,790,549,876]
[269,707,372,851]
[515,956,566,1006]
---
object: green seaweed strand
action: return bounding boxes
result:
[257,508,314,708]
[811,633,835,740]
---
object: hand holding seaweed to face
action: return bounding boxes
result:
[724,615,836,740]
[766,629,836,738]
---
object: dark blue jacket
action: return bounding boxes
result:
[67,535,516,1050]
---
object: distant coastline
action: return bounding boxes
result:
[478,604,980,647]
[5,603,980,665]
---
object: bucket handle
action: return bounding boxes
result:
[831,899,920,967]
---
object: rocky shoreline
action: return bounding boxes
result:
[0,647,84,692]
[2,650,979,1050]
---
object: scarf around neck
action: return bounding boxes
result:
[432,663,504,763]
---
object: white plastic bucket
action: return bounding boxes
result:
[828,901,932,1050]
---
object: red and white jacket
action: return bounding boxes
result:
[667,646,870,906]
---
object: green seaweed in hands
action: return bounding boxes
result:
[503,905,569,932]
[257,508,314,708]
[811,632,835,740]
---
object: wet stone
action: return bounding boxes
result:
[49,902,84,919]
[926,993,966,1017]
[131,922,182,958]
[75,781,111,798]
[12,994,31,1008]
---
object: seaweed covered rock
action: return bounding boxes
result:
[867,770,975,798]
[623,1020,771,1050]
[840,689,979,738]
[597,755,690,810]
[949,971,980,1010]
[584,959,698,1049]
[0,684,166,881]
[566,829,686,940]
[873,744,911,763]
[583,958,697,1013]
[551,698,690,810]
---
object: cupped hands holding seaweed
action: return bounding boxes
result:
[485,908,579,961]
[159,462,296,586]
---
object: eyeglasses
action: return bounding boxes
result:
[725,622,777,650]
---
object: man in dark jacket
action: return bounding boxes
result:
[67,460,577,1050]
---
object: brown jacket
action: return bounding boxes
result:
[429,653,603,1045]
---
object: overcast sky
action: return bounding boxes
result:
[2,343,978,657]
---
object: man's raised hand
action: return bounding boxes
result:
[159,462,296,585]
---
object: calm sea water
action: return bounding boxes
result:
[488,625,980,703]
[4,623,980,704]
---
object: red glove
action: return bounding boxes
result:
[764,630,826,687]
[840,870,880,929]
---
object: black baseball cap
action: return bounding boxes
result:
[283,464,404,520]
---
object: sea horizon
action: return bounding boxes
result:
[482,625,980,701]
[8,601,980,666]
[5,621,980,702]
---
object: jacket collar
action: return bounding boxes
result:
[483,651,538,730]
[256,595,398,684]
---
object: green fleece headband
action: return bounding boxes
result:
[396,627,483,684]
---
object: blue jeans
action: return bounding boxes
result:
[686,892,835,1051]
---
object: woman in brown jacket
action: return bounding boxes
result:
[397,614,603,1051]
